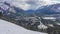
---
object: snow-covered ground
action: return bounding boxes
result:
[0,19,47,34]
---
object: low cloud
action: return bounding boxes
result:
[0,0,60,10]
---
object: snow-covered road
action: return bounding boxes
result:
[0,19,47,34]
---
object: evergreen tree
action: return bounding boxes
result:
[0,12,2,17]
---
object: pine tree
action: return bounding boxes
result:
[0,12,2,17]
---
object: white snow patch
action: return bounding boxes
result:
[47,24,54,27]
[43,17,56,20]
[0,19,47,34]
[56,22,60,25]
[38,21,48,29]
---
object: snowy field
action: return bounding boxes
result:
[0,19,47,34]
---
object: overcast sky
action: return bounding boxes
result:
[0,0,60,10]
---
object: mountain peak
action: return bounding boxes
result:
[36,3,60,15]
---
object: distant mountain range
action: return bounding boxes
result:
[36,3,60,15]
[0,2,60,17]
[14,3,60,16]
[1,2,60,33]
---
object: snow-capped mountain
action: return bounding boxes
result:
[0,0,59,10]
[1,1,60,16]
[36,3,60,15]
[0,1,60,34]
[24,3,60,16]
[0,2,25,18]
